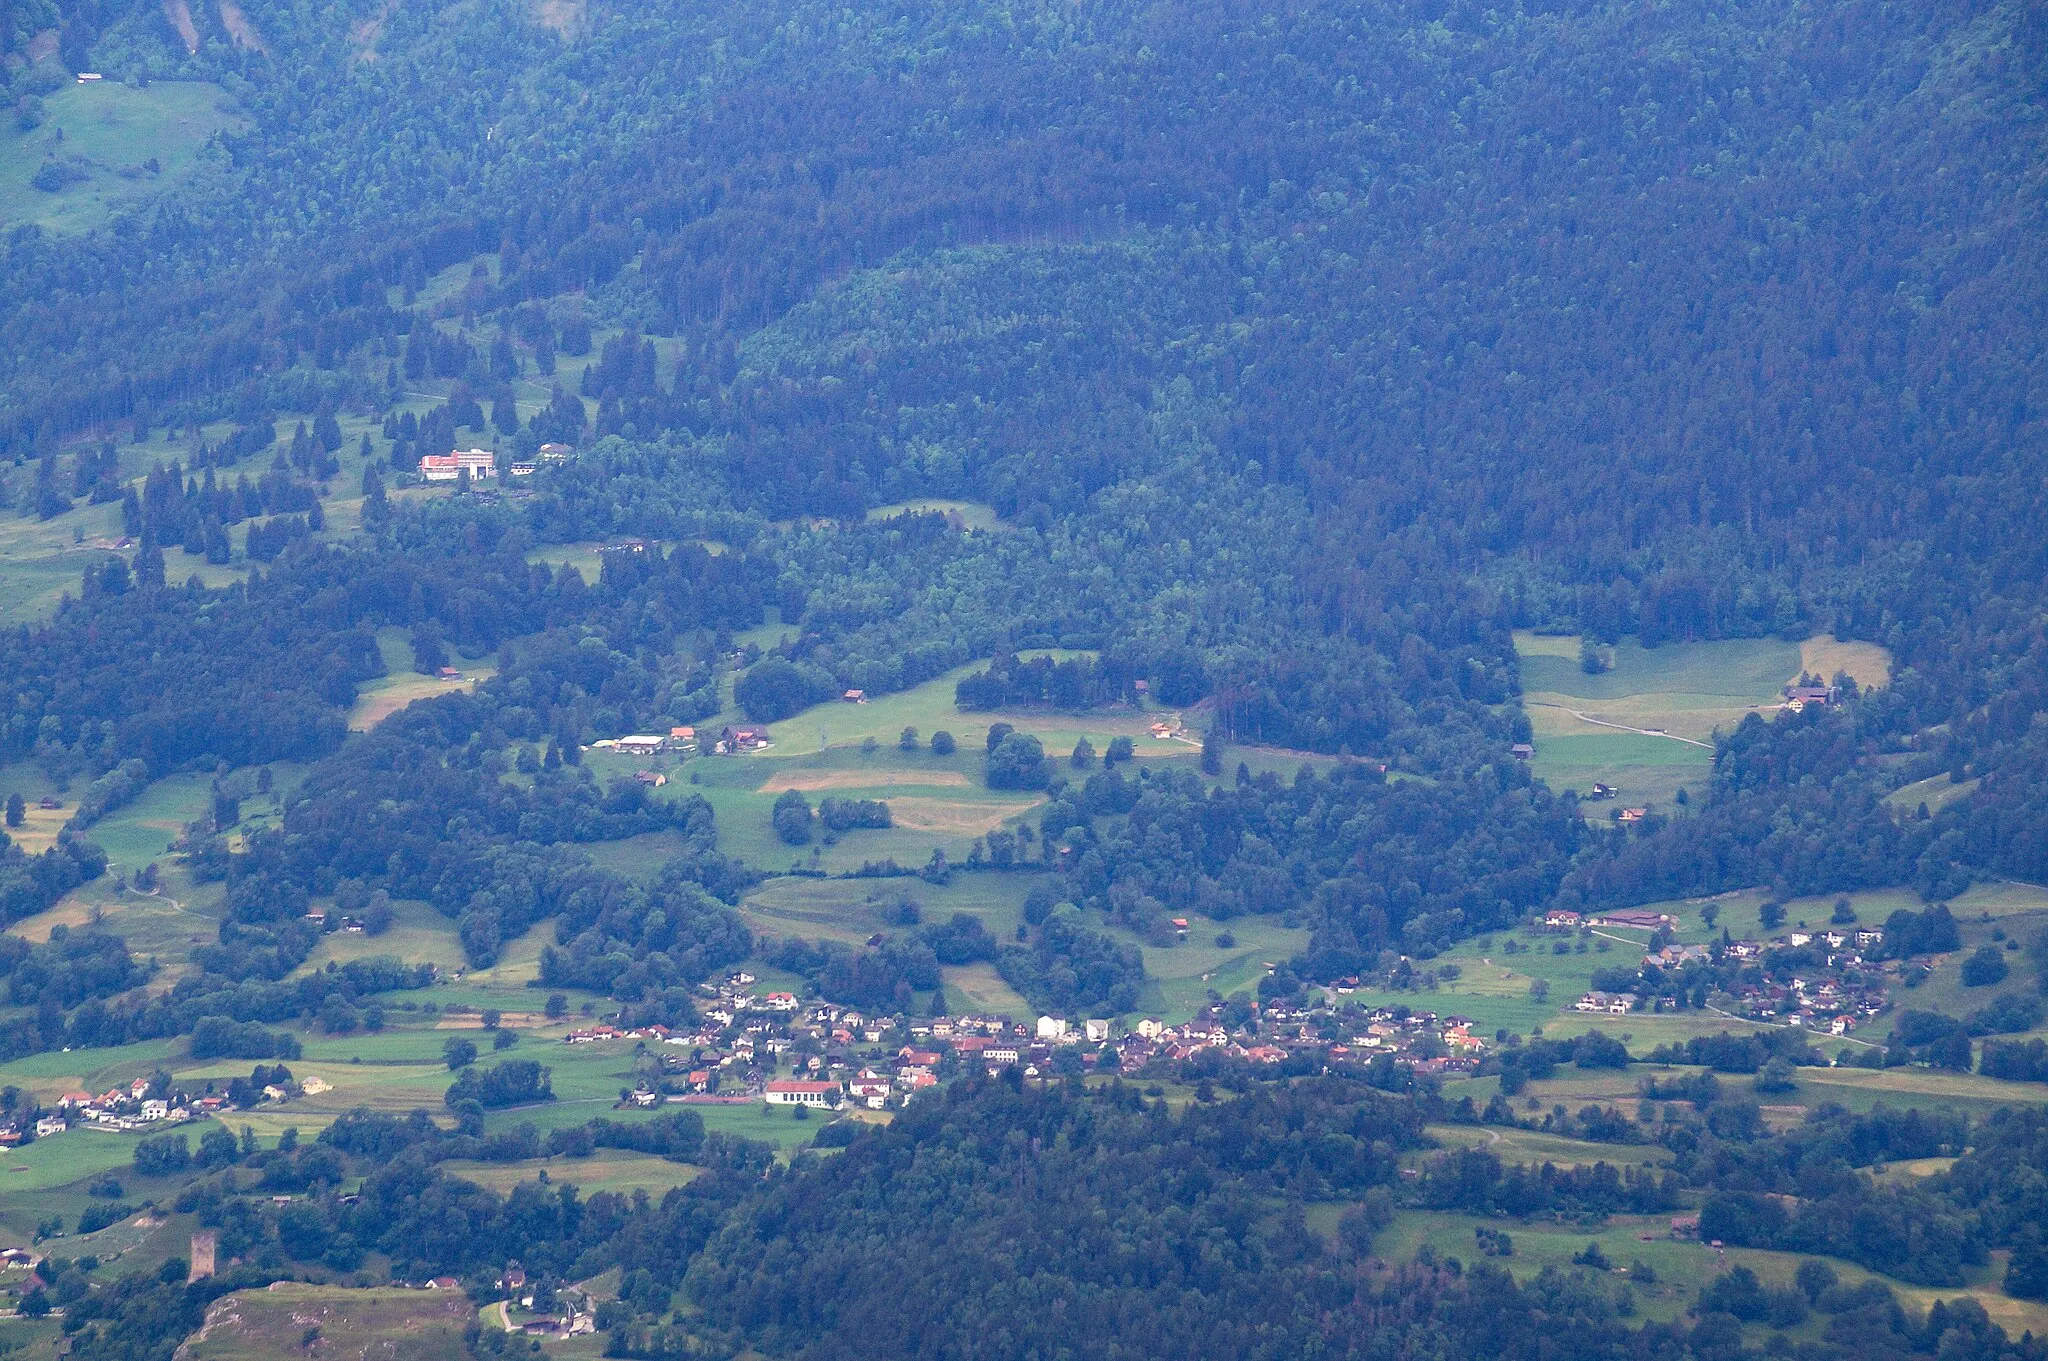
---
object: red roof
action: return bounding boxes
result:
[766,1080,840,1094]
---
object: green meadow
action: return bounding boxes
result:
[1513,630,1891,812]
[0,79,244,234]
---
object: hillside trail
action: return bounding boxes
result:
[1526,702,1714,749]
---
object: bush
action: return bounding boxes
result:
[986,732,1049,790]
[773,788,814,845]
[134,1134,191,1177]
[930,731,957,756]
[1960,945,2009,987]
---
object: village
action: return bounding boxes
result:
[0,1066,324,1147]
[567,970,1493,1114]
[1557,907,1897,1037]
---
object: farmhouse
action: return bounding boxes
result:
[1510,743,1534,760]
[765,1080,842,1108]
[719,725,772,753]
[843,689,867,703]
[1543,909,1582,928]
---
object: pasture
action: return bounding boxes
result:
[437,1148,701,1197]
[1513,631,1892,811]
[1363,1208,2048,1338]
[179,1282,476,1361]
[0,80,245,235]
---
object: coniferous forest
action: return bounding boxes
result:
[1,0,2047,1355]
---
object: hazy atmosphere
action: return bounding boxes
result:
[0,0,2045,1356]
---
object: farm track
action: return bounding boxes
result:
[1527,702,1715,749]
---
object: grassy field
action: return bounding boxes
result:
[1513,631,1892,811]
[180,1282,476,1361]
[437,1148,701,1197]
[864,498,1006,532]
[1364,1207,2048,1337]
[0,80,244,234]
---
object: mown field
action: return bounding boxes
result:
[1512,630,1891,812]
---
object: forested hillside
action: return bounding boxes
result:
[2,1,2048,1351]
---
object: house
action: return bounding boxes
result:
[765,1080,841,1108]
[1170,917,1189,937]
[760,992,799,1012]
[1589,782,1617,799]
[1543,909,1582,928]
[142,1100,168,1121]
[1084,1019,1111,1043]
[720,725,772,753]
[1575,991,1633,1015]
[1510,743,1535,760]
[1036,1016,1068,1040]
[842,689,867,703]
[508,461,537,477]
[1135,1019,1167,1039]
[983,1045,1020,1066]
[1149,722,1173,739]
[427,1277,460,1290]
[37,796,60,810]
[1784,684,1839,711]
[538,443,573,462]
[615,735,668,756]
[35,1116,66,1138]
[1618,807,1649,823]
[634,770,668,787]
[669,726,697,749]
[437,666,462,680]
[418,448,497,482]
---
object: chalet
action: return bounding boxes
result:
[669,726,697,749]
[1510,743,1535,760]
[1149,722,1173,739]
[719,725,772,753]
[427,1277,460,1290]
[1133,679,1150,695]
[842,689,867,703]
[1617,806,1649,823]
[1171,917,1190,937]
[419,448,497,482]
[1543,909,1582,928]
[765,1080,841,1108]
[760,992,800,1012]
[437,666,462,681]
[634,770,667,787]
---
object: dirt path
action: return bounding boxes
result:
[1527,702,1714,749]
